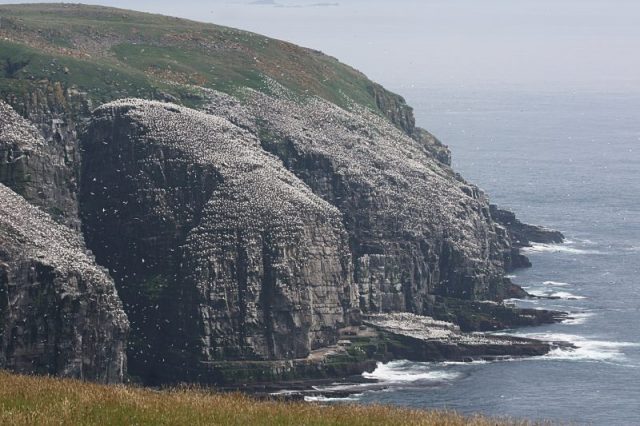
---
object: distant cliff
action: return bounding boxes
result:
[0,4,563,385]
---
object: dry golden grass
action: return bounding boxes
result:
[0,370,535,425]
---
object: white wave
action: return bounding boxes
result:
[565,238,599,246]
[521,243,601,255]
[528,289,586,300]
[304,394,363,403]
[438,360,489,366]
[512,332,640,363]
[362,360,461,383]
[542,280,570,287]
[504,274,517,279]
[562,312,595,325]
[503,298,541,307]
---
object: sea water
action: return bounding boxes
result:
[325,87,640,425]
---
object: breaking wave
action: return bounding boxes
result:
[362,360,462,383]
[521,243,602,255]
[528,289,586,300]
[542,280,570,287]
[562,311,595,325]
[512,332,640,364]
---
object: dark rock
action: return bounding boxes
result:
[0,183,128,383]
[424,296,566,332]
[365,84,451,165]
[381,331,551,362]
[363,313,553,360]
[490,204,564,248]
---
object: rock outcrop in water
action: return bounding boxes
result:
[0,183,128,383]
[80,100,356,383]
[490,204,565,247]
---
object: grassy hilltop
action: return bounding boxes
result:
[0,3,409,113]
[0,370,534,426]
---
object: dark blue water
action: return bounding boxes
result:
[321,88,640,424]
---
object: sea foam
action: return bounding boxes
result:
[362,360,461,383]
[562,312,595,325]
[512,332,640,363]
[528,289,586,300]
[542,280,570,287]
[521,243,602,255]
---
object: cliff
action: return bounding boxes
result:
[0,99,127,381]
[0,183,128,382]
[204,87,536,315]
[80,100,356,383]
[0,4,565,385]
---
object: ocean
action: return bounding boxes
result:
[316,87,640,424]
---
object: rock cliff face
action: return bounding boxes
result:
[0,84,87,230]
[368,83,451,166]
[204,88,520,317]
[79,100,356,383]
[0,99,80,228]
[0,183,128,383]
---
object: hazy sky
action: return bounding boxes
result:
[3,0,640,91]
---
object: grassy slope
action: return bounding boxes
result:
[0,3,392,110]
[0,370,534,426]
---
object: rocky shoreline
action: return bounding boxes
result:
[202,311,572,400]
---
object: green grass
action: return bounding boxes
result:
[0,3,399,112]
[0,370,539,425]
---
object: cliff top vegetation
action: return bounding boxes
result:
[0,3,411,116]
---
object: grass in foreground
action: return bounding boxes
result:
[0,370,539,425]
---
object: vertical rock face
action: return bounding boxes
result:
[205,88,518,315]
[367,84,451,166]
[0,183,128,383]
[0,100,80,229]
[80,100,355,382]
[368,83,417,136]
